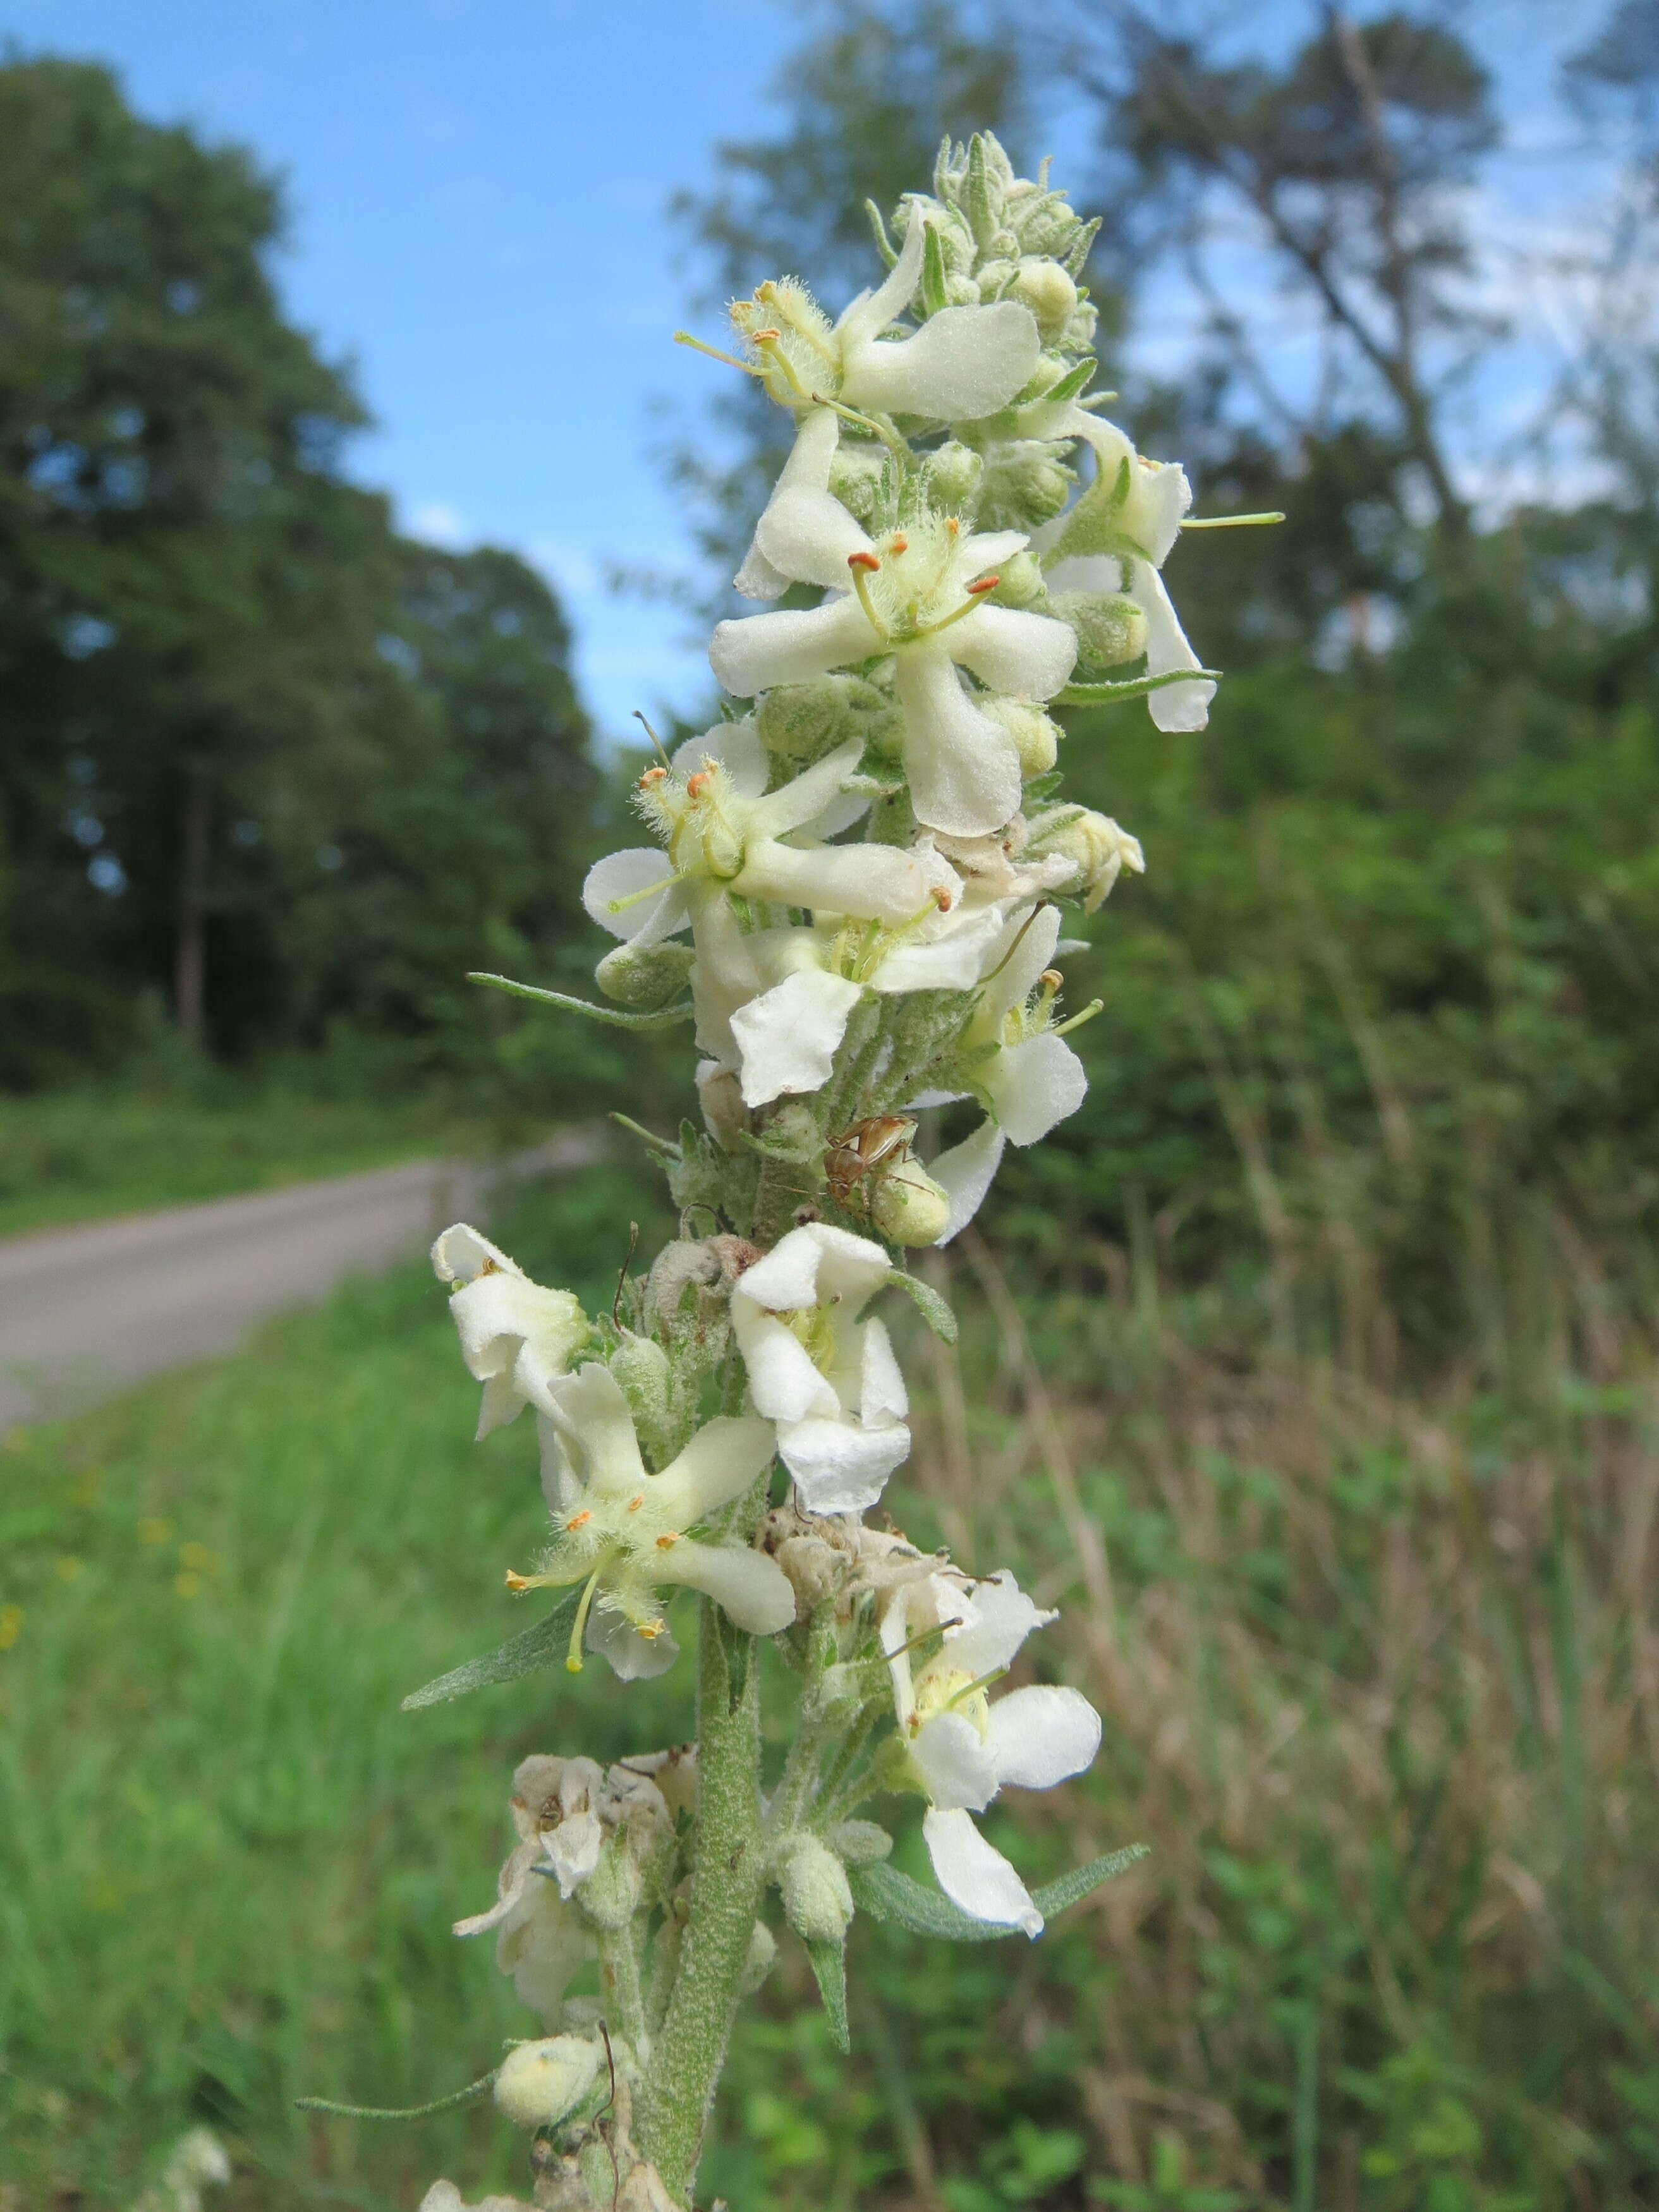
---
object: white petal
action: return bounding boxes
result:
[431,1222,520,1285]
[453,1837,537,1939]
[737,1220,894,1315]
[730,968,863,1107]
[986,1685,1103,1792]
[1128,562,1215,732]
[778,1414,910,1514]
[912,1711,1000,1813]
[733,1301,841,1424]
[948,603,1077,702]
[987,1031,1089,1146]
[1042,552,1124,597]
[653,1538,797,1635]
[942,1569,1056,1677]
[845,302,1041,421]
[858,1316,908,1426]
[755,488,875,591]
[1122,456,1192,567]
[894,644,1022,837]
[982,902,1062,1025]
[542,1363,644,1495]
[741,838,940,927]
[751,735,866,838]
[652,1413,779,1524]
[835,208,927,353]
[735,409,841,601]
[734,535,789,601]
[923,1807,1042,1936]
[709,594,876,695]
[583,849,689,946]
[545,1810,602,1898]
[589,1607,679,1681]
[930,1120,1007,1244]
[873,906,1004,992]
[671,716,769,798]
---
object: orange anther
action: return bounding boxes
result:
[640,1622,664,1639]
[638,764,667,785]
[932,887,954,911]
[945,517,960,535]
[889,535,908,554]
[966,575,999,595]
[626,1494,645,1512]
[847,551,881,573]
[752,328,781,343]
[655,1531,681,1550]
[504,1570,532,1592]
[566,1509,592,1530]
[685,770,709,798]
[1040,969,1063,990]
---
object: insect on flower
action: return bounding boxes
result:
[823,1115,918,1212]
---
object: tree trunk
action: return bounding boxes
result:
[174,768,211,1042]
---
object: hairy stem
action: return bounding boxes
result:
[597,1918,652,2067]
[633,1601,767,2204]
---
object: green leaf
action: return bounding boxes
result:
[1041,358,1098,406]
[864,197,897,269]
[885,1271,959,1344]
[1022,769,1065,802]
[1055,670,1222,708]
[467,971,693,1030]
[849,1844,1148,1942]
[806,1939,851,2053]
[1031,1845,1150,1917]
[296,2069,498,2121]
[921,222,951,319]
[401,1591,581,1710]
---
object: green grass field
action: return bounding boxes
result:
[3,1164,1656,2209]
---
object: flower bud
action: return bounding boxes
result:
[492,2036,602,2129]
[739,1918,777,1994]
[779,1837,854,1945]
[757,673,901,767]
[869,1159,952,1246]
[827,441,887,526]
[978,441,1073,532]
[920,440,983,514]
[609,1335,673,1445]
[1036,810,1146,912]
[1050,590,1148,672]
[1011,258,1079,343]
[696,1060,749,1153]
[981,696,1061,778]
[595,940,695,1008]
[576,1834,641,1931]
[984,549,1046,609]
[829,1818,894,1866]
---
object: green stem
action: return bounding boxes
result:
[597,1919,652,2067]
[633,1601,767,2204]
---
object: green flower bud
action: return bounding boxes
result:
[576,1835,640,1931]
[1059,299,1099,354]
[493,2036,602,2129]
[595,940,695,1008]
[757,674,901,767]
[739,1919,777,1994]
[1018,202,1085,259]
[1033,809,1146,913]
[975,255,1018,299]
[827,441,887,526]
[779,1837,854,1945]
[828,1819,893,1867]
[983,549,1046,609]
[978,441,1074,532]
[868,1158,952,1247]
[609,1335,674,1449]
[920,439,983,515]
[980,695,1060,778]
[1011,258,1079,343]
[1050,590,1149,672]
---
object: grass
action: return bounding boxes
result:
[1,1162,1656,2209]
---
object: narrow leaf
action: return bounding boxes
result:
[1040,358,1098,406]
[1022,769,1065,802]
[921,222,951,318]
[402,1591,581,1711]
[296,2070,497,2122]
[1031,1844,1149,1917]
[864,197,897,268]
[468,972,693,1030]
[806,1939,851,2053]
[1055,670,1222,708]
[885,1272,959,1344]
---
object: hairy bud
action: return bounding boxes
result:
[981,695,1061,778]
[739,1918,777,1994]
[1011,258,1078,343]
[779,1837,855,1945]
[757,673,901,767]
[595,940,695,1009]
[978,441,1073,532]
[1032,809,1146,912]
[984,549,1046,609]
[869,1158,952,1246]
[695,1060,750,1154]
[920,439,983,514]
[1050,590,1148,672]
[492,2035,602,2129]
[575,1834,641,1930]
[829,1819,894,1866]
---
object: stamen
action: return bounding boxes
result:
[606,872,683,916]
[673,330,764,377]
[637,765,667,788]
[632,710,672,768]
[909,590,992,642]
[945,1665,1009,1711]
[1181,511,1285,529]
[966,575,1000,594]
[566,1509,592,1531]
[982,904,1046,985]
[1040,969,1063,991]
[685,770,710,798]
[945,517,960,535]
[846,554,889,642]
[566,1563,607,1675]
[753,331,810,397]
[1049,997,1105,1039]
[627,1494,645,1512]
[889,535,908,555]
[655,1531,681,1550]
[504,1569,534,1593]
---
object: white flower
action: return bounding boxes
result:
[1033,407,1214,734]
[432,1224,590,1438]
[454,1757,600,2022]
[584,717,950,939]
[724,214,1043,599]
[881,1569,1102,1937]
[732,1224,909,1515]
[710,507,1077,838]
[516,1364,794,1679]
[925,903,1093,1241]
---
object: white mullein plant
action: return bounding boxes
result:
[301,134,1265,2212]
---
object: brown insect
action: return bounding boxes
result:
[823,1114,918,1212]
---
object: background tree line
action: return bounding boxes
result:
[0,53,599,1088]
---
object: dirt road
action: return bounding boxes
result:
[0,1130,605,1430]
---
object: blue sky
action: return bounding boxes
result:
[3,2,1624,732]
[3,0,808,734]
